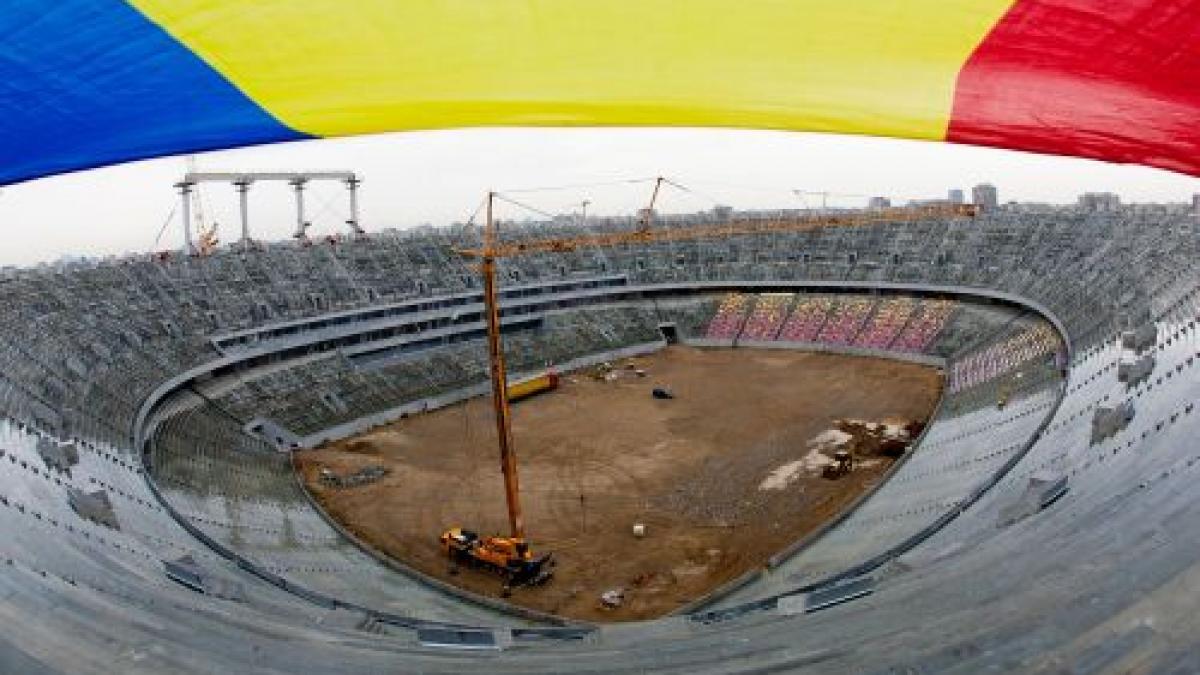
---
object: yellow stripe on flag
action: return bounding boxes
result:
[130,0,1013,141]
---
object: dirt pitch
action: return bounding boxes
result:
[297,346,941,622]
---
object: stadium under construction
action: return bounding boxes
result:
[2,192,1199,670]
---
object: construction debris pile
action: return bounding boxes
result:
[807,419,922,480]
[319,464,389,489]
[833,418,923,460]
[588,360,649,383]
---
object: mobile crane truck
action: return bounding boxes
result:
[440,527,555,592]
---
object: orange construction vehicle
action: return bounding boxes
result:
[506,370,559,403]
[440,527,555,590]
[822,450,854,479]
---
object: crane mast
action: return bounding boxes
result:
[639,176,665,231]
[480,192,525,540]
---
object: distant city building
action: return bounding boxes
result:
[907,198,951,208]
[972,184,999,211]
[712,205,734,220]
[948,189,964,204]
[868,196,891,209]
[1192,193,1200,215]
[1078,192,1121,212]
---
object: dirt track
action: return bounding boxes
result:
[297,346,941,622]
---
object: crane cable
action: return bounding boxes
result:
[492,192,559,221]
[151,202,178,251]
[500,176,656,194]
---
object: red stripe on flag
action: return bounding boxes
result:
[948,0,1200,176]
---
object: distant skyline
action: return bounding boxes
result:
[1,127,1197,267]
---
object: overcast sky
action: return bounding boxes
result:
[1,127,1196,266]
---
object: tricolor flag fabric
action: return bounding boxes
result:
[2,0,1199,184]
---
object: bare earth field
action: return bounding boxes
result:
[297,346,941,622]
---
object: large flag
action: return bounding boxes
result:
[2,1,1198,184]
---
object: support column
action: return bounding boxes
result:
[175,181,196,254]
[234,180,252,250]
[345,176,363,235]
[290,178,308,240]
